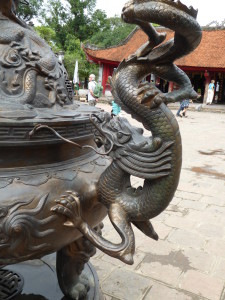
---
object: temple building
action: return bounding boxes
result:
[83,27,225,104]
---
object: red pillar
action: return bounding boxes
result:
[102,64,111,95]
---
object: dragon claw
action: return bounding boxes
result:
[51,191,83,228]
[136,80,165,107]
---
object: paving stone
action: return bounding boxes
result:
[178,199,208,211]
[165,210,184,217]
[94,248,104,259]
[102,269,152,300]
[137,249,192,273]
[206,205,225,215]
[103,295,120,300]
[91,258,117,281]
[177,182,215,196]
[103,228,123,243]
[103,295,119,300]
[166,204,188,217]
[208,188,224,198]
[168,229,206,249]
[130,176,144,188]
[124,251,146,271]
[179,270,224,300]
[164,215,196,230]
[132,226,152,246]
[102,216,114,231]
[171,197,182,205]
[137,260,182,286]
[181,248,216,273]
[200,195,225,207]
[137,237,178,255]
[177,183,196,192]
[213,258,225,279]
[195,223,225,238]
[152,221,173,239]
[187,210,223,226]
[153,211,169,222]
[221,290,225,300]
[175,191,202,201]
[144,282,197,300]
[100,254,126,267]
[205,239,225,259]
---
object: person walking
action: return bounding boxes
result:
[206,79,215,105]
[88,74,97,106]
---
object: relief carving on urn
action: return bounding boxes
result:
[0,0,201,299]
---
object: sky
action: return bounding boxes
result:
[95,0,225,26]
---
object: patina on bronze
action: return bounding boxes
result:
[0,0,201,299]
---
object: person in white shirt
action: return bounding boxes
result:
[206,79,215,105]
[88,74,97,106]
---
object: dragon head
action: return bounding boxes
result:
[91,112,173,180]
[91,112,154,152]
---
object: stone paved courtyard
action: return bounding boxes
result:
[91,104,225,300]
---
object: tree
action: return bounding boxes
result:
[42,0,69,49]
[65,0,97,40]
[17,0,44,22]
[34,0,125,84]
[88,9,108,37]
[86,17,136,48]
[39,0,105,84]
[63,34,98,83]
[35,26,59,51]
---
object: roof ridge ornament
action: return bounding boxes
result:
[206,20,225,28]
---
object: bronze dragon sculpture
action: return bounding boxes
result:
[51,0,202,265]
[0,0,202,298]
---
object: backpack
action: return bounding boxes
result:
[93,81,103,98]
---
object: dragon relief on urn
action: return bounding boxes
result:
[0,0,73,109]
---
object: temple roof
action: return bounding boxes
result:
[84,27,225,69]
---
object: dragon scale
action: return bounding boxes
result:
[99,69,181,220]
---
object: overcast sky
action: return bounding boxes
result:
[96,0,224,26]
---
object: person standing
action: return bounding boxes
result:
[88,74,97,106]
[74,82,79,97]
[111,100,121,117]
[206,80,215,105]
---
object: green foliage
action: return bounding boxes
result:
[20,0,136,84]
[42,0,69,49]
[66,0,97,40]
[64,35,81,53]
[39,0,106,83]
[64,52,98,81]
[35,26,58,51]
[86,17,136,48]
[42,0,102,43]
[17,0,44,21]
[63,35,98,81]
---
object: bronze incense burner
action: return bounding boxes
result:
[0,0,201,299]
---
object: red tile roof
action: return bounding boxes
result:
[84,28,225,69]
